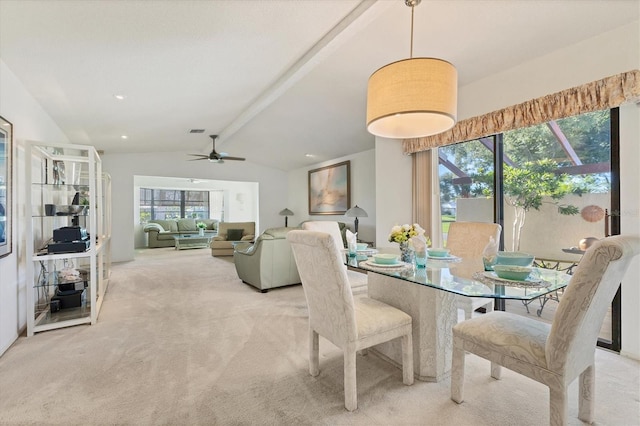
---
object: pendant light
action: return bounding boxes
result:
[366,0,457,139]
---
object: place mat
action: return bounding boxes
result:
[427,255,461,262]
[473,271,551,289]
[342,248,379,255]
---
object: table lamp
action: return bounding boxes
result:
[345,205,368,234]
[279,208,294,227]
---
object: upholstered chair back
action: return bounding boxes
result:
[446,221,502,260]
[547,235,640,377]
[446,221,502,320]
[287,230,357,345]
[301,221,345,253]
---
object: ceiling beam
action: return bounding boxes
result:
[213,0,390,150]
[547,120,582,165]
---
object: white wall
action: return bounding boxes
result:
[101,151,289,263]
[375,139,413,248]
[374,22,640,358]
[0,60,70,356]
[619,102,640,359]
[287,149,377,244]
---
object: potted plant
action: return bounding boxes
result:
[196,222,207,236]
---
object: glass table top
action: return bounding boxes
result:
[346,254,571,301]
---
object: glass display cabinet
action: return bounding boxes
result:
[25,141,111,336]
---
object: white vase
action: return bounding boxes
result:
[198,228,205,237]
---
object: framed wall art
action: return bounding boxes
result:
[308,160,350,215]
[0,115,12,258]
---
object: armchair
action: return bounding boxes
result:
[233,227,301,292]
[210,221,255,256]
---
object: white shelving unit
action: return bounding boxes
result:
[25,141,111,336]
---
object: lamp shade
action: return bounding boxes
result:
[345,205,368,218]
[279,208,293,216]
[366,57,457,139]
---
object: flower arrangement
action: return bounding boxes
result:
[196,222,207,230]
[388,223,427,244]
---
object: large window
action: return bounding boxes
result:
[438,108,619,349]
[139,189,210,223]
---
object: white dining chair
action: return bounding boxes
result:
[450,235,640,425]
[446,221,502,320]
[301,221,368,294]
[287,230,414,411]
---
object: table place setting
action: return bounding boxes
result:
[473,266,552,289]
[358,253,412,272]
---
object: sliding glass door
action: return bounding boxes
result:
[437,108,620,350]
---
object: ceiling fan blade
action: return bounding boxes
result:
[221,156,246,161]
[188,154,209,159]
[188,157,208,161]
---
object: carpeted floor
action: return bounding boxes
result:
[0,247,638,425]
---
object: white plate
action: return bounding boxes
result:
[358,248,378,254]
[483,271,542,284]
[427,255,460,261]
[362,260,407,268]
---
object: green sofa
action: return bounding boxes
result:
[143,218,219,248]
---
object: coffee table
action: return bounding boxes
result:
[173,234,213,250]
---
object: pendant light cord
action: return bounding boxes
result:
[409,4,415,59]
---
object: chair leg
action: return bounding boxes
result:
[485,300,494,314]
[451,338,465,403]
[464,307,472,321]
[401,333,414,385]
[549,385,568,426]
[490,362,502,380]
[344,346,357,411]
[578,364,595,423]
[309,328,319,377]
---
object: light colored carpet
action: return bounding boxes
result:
[0,247,638,425]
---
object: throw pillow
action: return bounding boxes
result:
[226,229,244,241]
[177,218,197,232]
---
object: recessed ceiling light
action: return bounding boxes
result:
[113,94,126,100]
[305,153,315,158]
[121,135,128,139]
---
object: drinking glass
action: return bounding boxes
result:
[348,241,357,257]
[414,250,427,268]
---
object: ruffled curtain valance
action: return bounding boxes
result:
[403,69,640,153]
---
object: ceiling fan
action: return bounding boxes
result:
[188,135,246,163]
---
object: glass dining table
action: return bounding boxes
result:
[345,252,571,382]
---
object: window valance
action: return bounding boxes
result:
[403,69,640,153]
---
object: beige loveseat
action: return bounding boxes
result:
[210,221,256,256]
[143,218,219,248]
[233,227,301,292]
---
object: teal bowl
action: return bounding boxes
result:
[373,253,398,265]
[428,248,451,258]
[496,251,534,267]
[492,265,532,281]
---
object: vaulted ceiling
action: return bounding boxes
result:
[1,0,638,171]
